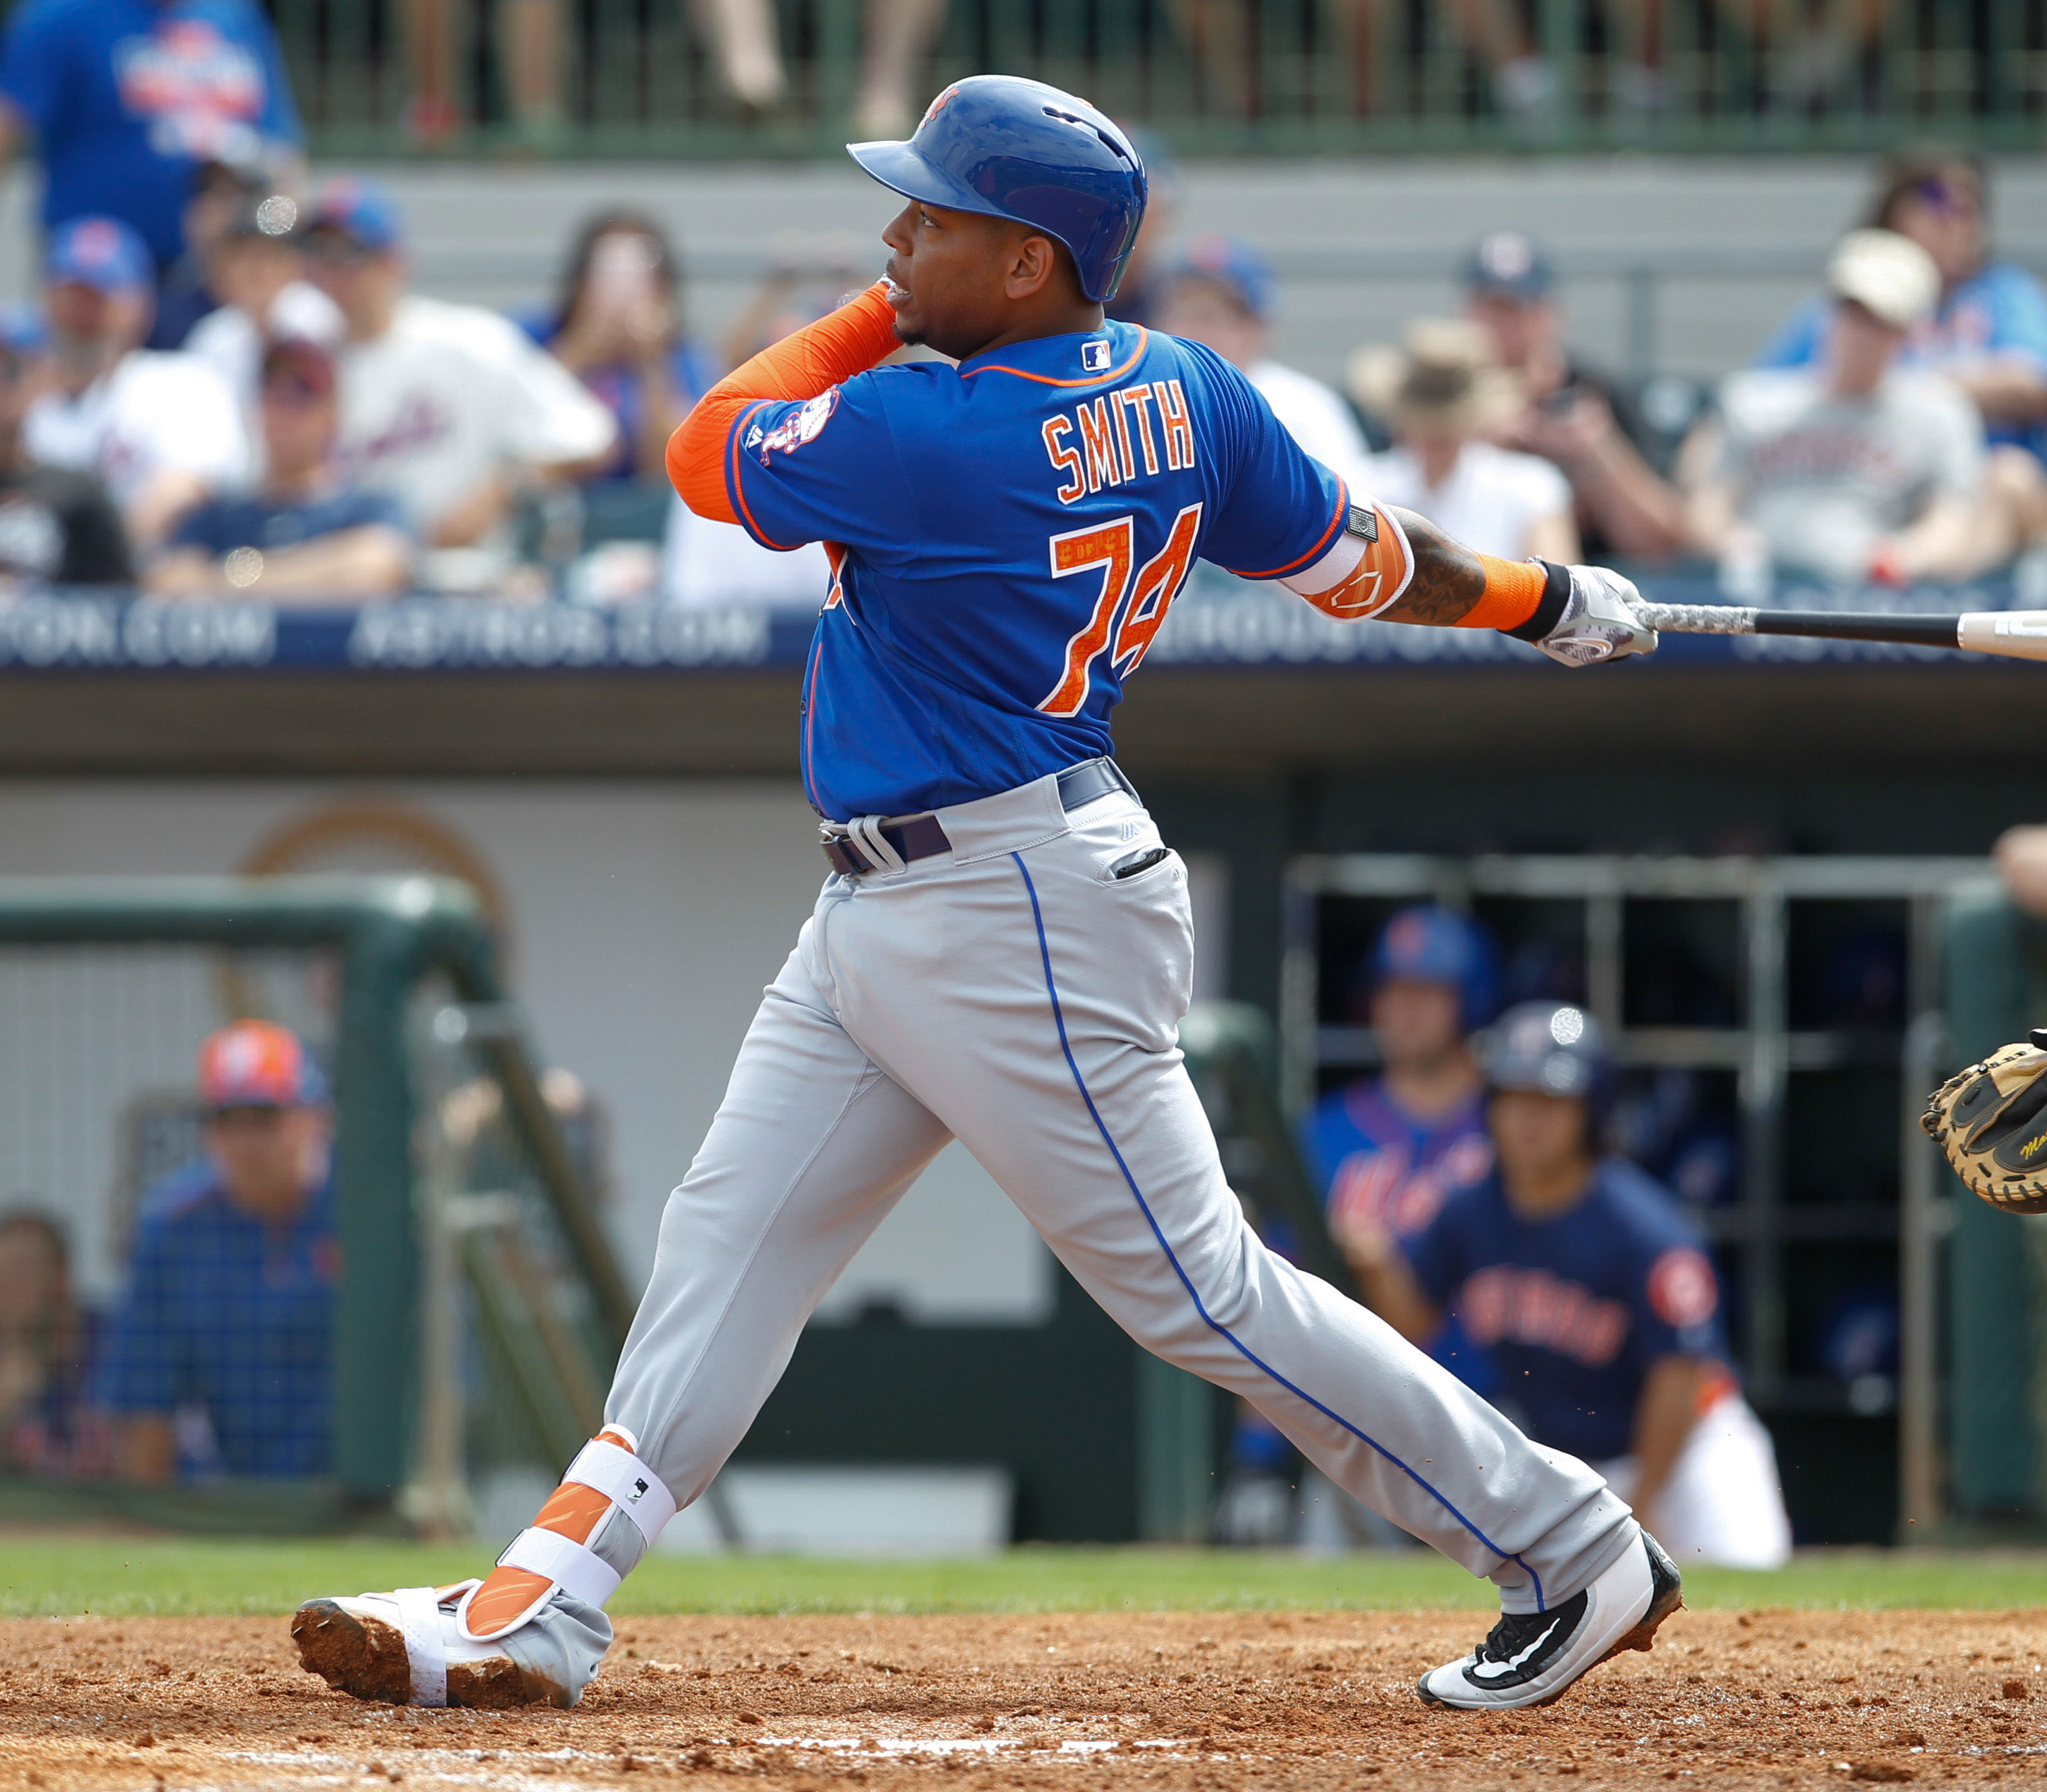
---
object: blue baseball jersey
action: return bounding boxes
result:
[721,320,1348,820]
[1302,1078,1498,1393]
[93,1160,336,1478]
[1400,1158,1731,1463]
[0,0,301,268]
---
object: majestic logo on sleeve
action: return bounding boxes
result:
[751,389,840,462]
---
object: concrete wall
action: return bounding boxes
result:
[0,779,1060,1316]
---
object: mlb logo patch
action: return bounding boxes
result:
[1081,339,1112,373]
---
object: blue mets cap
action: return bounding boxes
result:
[46,216,153,295]
[1463,229,1555,303]
[1169,232,1278,322]
[848,75,1147,304]
[306,177,405,253]
[1369,905,1500,1032]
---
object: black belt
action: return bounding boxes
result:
[820,758,1136,877]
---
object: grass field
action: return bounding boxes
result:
[7,1535,2047,1619]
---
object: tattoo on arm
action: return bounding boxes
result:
[1372,505,1485,625]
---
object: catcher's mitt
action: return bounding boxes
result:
[1922,1028,2047,1214]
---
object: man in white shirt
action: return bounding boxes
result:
[300,178,616,568]
[24,215,247,550]
[1688,230,1996,587]
[1156,232,1369,468]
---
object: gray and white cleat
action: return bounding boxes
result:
[1416,1530,1682,1712]
[291,1580,598,1711]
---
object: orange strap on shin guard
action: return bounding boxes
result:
[666,281,901,525]
[465,1427,666,1639]
[1456,555,1551,632]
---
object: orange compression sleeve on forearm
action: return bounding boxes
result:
[666,281,902,525]
[1455,555,1551,631]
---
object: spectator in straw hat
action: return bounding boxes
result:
[1686,228,2008,587]
[1349,319,1579,565]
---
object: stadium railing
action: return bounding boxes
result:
[260,0,2047,157]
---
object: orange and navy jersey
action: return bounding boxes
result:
[722,319,1347,820]
[1400,1158,1733,1463]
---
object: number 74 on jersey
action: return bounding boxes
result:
[1039,504,1202,716]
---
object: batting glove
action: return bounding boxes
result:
[1532,564,1658,668]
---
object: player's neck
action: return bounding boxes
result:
[1500,1153,1596,1222]
[961,298,1106,362]
[1381,1050,1481,1122]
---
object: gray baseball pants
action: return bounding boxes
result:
[601,768,1637,1613]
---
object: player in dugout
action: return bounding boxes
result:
[94,1021,336,1482]
[1223,905,1501,1545]
[292,75,1679,1719]
[1344,1000,1793,1570]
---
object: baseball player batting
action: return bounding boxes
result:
[293,75,1678,1718]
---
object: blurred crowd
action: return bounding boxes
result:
[1148,145,2047,598]
[0,0,2042,609]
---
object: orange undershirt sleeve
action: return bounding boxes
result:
[1457,555,1550,631]
[666,281,902,525]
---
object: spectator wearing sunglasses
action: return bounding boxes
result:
[1756,147,2047,462]
[147,337,411,602]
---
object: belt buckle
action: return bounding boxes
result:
[820,828,870,877]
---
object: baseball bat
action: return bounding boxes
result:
[1635,602,2047,662]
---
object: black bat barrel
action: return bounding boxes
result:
[1752,611,1964,649]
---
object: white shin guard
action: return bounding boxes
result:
[463,1435,678,1642]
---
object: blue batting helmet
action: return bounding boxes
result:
[1484,1000,1613,1111]
[847,76,1147,304]
[1370,905,1500,1032]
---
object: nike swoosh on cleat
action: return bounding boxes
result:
[1467,1615,1565,1681]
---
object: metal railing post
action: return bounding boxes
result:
[330,905,429,1502]
[1739,865,1787,1404]
[1538,0,1586,144]
[1898,987,1947,1539]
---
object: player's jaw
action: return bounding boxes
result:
[877,197,1098,362]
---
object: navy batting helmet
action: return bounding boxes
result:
[1484,1000,1613,1110]
[1369,905,1500,1033]
[847,76,1147,304]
